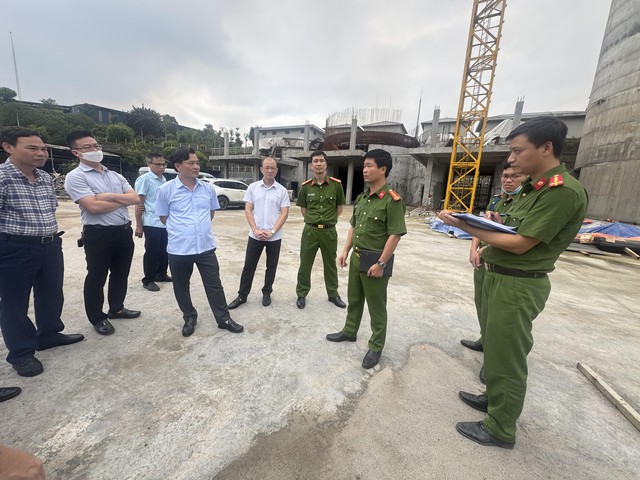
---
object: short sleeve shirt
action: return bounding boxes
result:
[135,171,166,229]
[243,180,290,242]
[483,164,588,272]
[64,163,133,226]
[296,177,346,225]
[350,184,407,252]
[156,178,219,255]
[0,159,58,235]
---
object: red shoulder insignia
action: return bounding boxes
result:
[329,176,342,183]
[533,177,548,191]
[388,189,401,201]
[301,178,313,185]
[378,190,386,199]
[549,174,564,188]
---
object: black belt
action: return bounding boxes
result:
[484,262,548,278]
[0,231,64,245]
[306,223,335,229]
[84,222,131,231]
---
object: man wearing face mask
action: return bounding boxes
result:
[461,162,524,383]
[64,130,141,336]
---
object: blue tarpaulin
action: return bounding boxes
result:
[429,218,472,239]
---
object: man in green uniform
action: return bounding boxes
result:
[295,150,347,309]
[326,149,407,369]
[439,116,588,448]
[463,162,525,384]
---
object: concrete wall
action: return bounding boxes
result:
[575,0,640,223]
[387,155,430,206]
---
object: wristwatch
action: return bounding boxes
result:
[271,229,276,235]
[376,260,387,268]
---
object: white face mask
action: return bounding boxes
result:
[81,150,103,163]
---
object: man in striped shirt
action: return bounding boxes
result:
[0,127,84,377]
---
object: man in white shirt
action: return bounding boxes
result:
[228,157,290,309]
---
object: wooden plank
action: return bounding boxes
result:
[623,247,640,260]
[577,362,640,432]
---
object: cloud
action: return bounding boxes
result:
[1,0,611,134]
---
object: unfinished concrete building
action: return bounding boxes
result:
[575,0,640,224]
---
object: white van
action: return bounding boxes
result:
[137,166,216,181]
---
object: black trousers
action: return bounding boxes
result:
[0,237,65,365]
[238,237,282,299]
[168,249,231,325]
[83,225,135,324]
[142,226,169,284]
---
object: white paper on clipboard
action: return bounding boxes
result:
[451,213,517,235]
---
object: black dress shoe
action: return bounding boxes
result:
[458,391,488,412]
[94,319,115,335]
[143,282,160,292]
[456,421,515,449]
[460,338,484,352]
[362,350,381,369]
[218,319,244,333]
[182,317,197,337]
[107,308,141,319]
[326,331,357,342]
[262,294,271,307]
[0,387,22,403]
[13,357,44,377]
[328,296,346,308]
[228,296,247,310]
[37,333,85,351]
[479,366,486,384]
[156,274,173,282]
[296,297,306,309]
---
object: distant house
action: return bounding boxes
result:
[362,121,408,135]
[70,103,126,125]
[257,124,324,149]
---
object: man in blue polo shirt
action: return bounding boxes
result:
[135,153,172,292]
[156,147,244,337]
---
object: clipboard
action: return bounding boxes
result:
[451,213,517,235]
[358,250,394,277]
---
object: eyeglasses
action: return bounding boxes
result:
[149,163,167,167]
[501,174,522,180]
[74,144,102,151]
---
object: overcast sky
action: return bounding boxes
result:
[2,0,611,136]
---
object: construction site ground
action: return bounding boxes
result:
[1,201,639,479]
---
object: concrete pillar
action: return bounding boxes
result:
[430,107,440,147]
[254,159,261,182]
[302,159,309,180]
[222,161,229,179]
[349,118,358,150]
[346,157,355,205]
[512,98,524,131]
[304,124,310,151]
[422,158,434,208]
[252,127,259,155]
[224,131,229,156]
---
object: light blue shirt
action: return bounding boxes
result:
[135,171,166,229]
[64,163,132,226]
[156,177,220,255]
[243,179,290,242]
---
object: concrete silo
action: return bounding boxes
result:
[575,0,640,223]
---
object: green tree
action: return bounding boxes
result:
[106,123,135,143]
[40,98,58,108]
[125,105,163,140]
[0,87,17,103]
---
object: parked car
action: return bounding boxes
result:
[137,166,216,182]
[204,178,249,210]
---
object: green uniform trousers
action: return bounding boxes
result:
[481,271,550,443]
[473,266,486,344]
[296,225,339,298]
[342,252,390,352]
